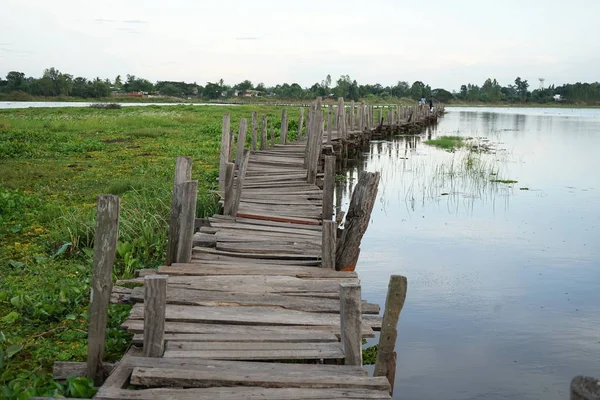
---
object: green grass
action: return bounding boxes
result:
[423,135,465,151]
[0,104,304,398]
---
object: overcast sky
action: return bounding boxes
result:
[1,0,599,91]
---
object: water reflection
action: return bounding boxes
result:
[339,107,600,400]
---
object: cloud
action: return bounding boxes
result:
[94,18,116,23]
[122,20,148,24]
[235,37,259,41]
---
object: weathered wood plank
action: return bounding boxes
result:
[129,304,365,327]
[87,195,119,384]
[132,332,339,345]
[53,361,116,381]
[193,246,321,260]
[95,387,391,400]
[121,320,376,338]
[128,286,380,314]
[162,348,344,360]
[130,365,390,390]
[143,275,167,357]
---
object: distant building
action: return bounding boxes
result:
[553,94,562,101]
[242,89,263,97]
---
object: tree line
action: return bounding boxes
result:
[1,68,599,104]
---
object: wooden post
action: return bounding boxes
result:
[223,162,235,216]
[350,101,355,131]
[87,195,119,384]
[269,121,274,147]
[323,155,335,220]
[303,102,316,168]
[336,171,380,271]
[337,97,346,139]
[235,119,247,168]
[219,114,230,191]
[378,108,382,126]
[280,109,288,144]
[327,105,333,145]
[166,157,192,266]
[339,283,362,366]
[251,111,258,151]
[228,129,235,161]
[232,150,250,216]
[306,106,323,184]
[374,275,408,395]
[173,180,198,263]
[260,115,267,150]
[570,376,600,400]
[143,275,168,357]
[298,107,304,139]
[322,220,336,269]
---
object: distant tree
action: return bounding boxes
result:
[255,82,266,92]
[204,82,223,99]
[392,81,410,98]
[71,77,90,98]
[514,77,529,103]
[114,75,123,88]
[234,80,253,93]
[410,81,425,100]
[431,88,454,103]
[5,71,26,92]
[158,83,182,97]
[459,85,468,99]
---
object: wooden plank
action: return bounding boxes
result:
[129,304,363,326]
[162,348,344,360]
[132,332,339,345]
[322,220,336,269]
[219,114,230,191]
[160,263,358,278]
[190,252,322,267]
[340,283,362,366]
[236,212,320,226]
[121,320,376,338]
[95,387,391,400]
[129,286,380,314]
[166,341,341,351]
[130,365,390,389]
[192,246,321,260]
[215,242,319,255]
[143,275,167,357]
[209,220,323,234]
[216,216,323,231]
[87,195,119,384]
[53,361,115,381]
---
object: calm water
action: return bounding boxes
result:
[338,107,600,399]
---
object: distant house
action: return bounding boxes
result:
[242,90,263,97]
[553,94,562,101]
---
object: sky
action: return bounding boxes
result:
[1,0,599,91]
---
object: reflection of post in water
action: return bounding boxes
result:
[376,141,383,159]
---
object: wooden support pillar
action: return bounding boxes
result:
[306,107,323,184]
[298,107,304,139]
[337,97,346,139]
[251,111,258,151]
[374,275,408,395]
[260,115,267,150]
[339,283,362,366]
[570,376,600,400]
[232,150,250,217]
[350,101,355,131]
[336,171,380,271]
[219,114,230,191]
[280,109,288,144]
[143,275,168,357]
[269,121,274,147]
[322,220,336,269]
[303,102,315,168]
[87,195,119,385]
[322,155,335,220]
[235,119,247,168]
[223,162,235,216]
[327,105,333,145]
[228,129,235,161]
[166,156,192,266]
[378,108,382,126]
[172,180,198,263]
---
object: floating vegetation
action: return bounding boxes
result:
[89,103,122,109]
[491,179,518,184]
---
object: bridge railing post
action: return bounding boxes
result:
[339,283,362,366]
[143,274,168,357]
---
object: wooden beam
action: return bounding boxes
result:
[373,275,407,395]
[167,156,192,265]
[232,150,250,217]
[336,171,380,271]
[280,109,288,144]
[235,118,247,168]
[340,283,362,366]
[144,275,168,357]
[223,162,235,216]
[322,220,336,269]
[219,114,230,191]
[322,155,335,221]
[87,195,119,385]
[251,111,258,151]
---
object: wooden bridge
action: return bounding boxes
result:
[43,99,443,400]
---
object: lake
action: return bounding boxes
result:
[338,107,600,399]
